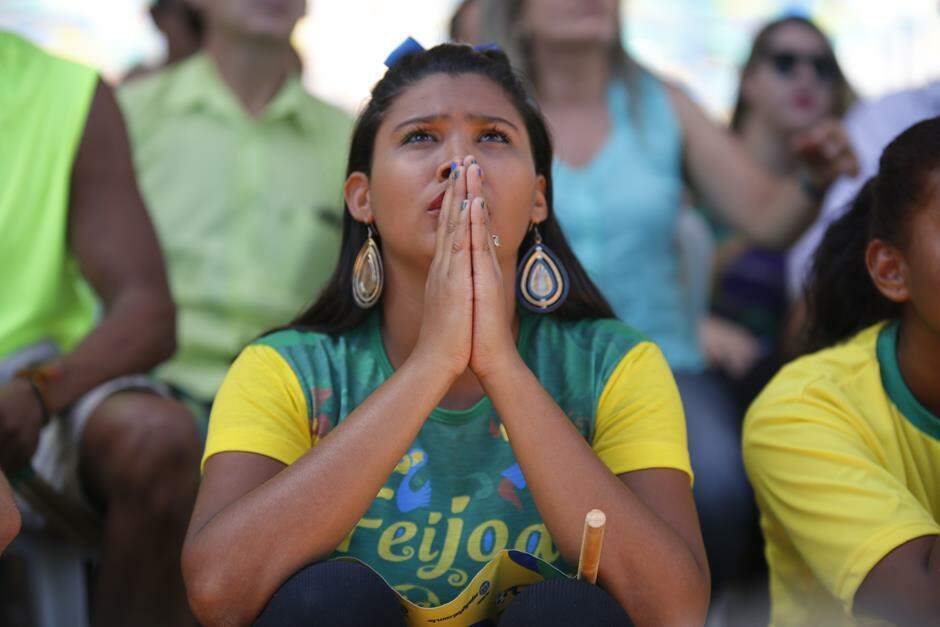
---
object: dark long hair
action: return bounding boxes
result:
[730,16,855,132]
[803,116,940,351]
[291,43,614,334]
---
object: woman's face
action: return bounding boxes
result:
[351,73,547,270]
[868,178,940,332]
[520,0,620,48]
[899,187,940,332]
[742,23,839,134]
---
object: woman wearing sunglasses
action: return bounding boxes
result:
[700,16,856,407]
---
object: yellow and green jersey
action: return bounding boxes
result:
[205,311,692,606]
[744,321,940,627]
[0,32,98,358]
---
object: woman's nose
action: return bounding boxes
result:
[437,159,457,182]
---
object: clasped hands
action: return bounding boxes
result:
[411,155,520,383]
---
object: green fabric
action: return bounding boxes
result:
[0,32,98,358]
[877,320,940,440]
[256,311,644,606]
[118,54,353,401]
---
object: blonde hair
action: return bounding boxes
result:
[479,0,647,127]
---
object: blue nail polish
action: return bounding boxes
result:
[450,161,458,172]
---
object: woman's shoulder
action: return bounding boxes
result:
[254,326,331,350]
[251,323,375,372]
[763,324,883,397]
[530,315,657,373]
[745,322,887,435]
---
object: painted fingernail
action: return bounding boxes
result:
[450,161,458,172]
[460,199,469,212]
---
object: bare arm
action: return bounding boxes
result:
[666,84,856,249]
[183,357,454,625]
[182,160,477,626]
[479,361,709,627]
[44,80,176,411]
[854,534,940,626]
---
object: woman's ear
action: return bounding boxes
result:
[345,172,373,224]
[866,239,911,303]
[530,174,549,224]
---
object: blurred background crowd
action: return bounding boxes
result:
[1,1,939,626]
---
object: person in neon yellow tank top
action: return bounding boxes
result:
[183,42,710,626]
[744,117,940,626]
[0,32,200,625]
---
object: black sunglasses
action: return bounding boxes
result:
[762,50,839,83]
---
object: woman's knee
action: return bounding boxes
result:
[254,560,405,627]
[498,578,633,627]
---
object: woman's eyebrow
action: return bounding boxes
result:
[466,114,520,132]
[392,114,441,133]
[392,113,520,133]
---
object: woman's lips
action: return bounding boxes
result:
[428,190,446,213]
[792,92,816,110]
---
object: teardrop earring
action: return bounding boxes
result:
[352,224,384,309]
[516,223,569,313]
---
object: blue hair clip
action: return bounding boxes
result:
[384,37,426,68]
[384,37,504,69]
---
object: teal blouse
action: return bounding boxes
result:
[552,74,704,371]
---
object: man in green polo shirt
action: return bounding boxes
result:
[0,31,199,625]
[119,0,353,408]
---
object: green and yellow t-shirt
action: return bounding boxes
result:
[205,311,692,606]
[744,321,940,627]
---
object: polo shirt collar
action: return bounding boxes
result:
[165,52,319,134]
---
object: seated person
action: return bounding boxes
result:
[119,0,352,413]
[182,43,709,626]
[700,16,856,405]
[0,31,199,625]
[744,118,940,626]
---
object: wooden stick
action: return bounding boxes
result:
[576,509,606,584]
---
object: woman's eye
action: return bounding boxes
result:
[402,130,435,144]
[479,129,510,143]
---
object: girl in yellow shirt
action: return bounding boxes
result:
[744,117,940,626]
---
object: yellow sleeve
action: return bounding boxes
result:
[743,378,940,614]
[202,345,311,471]
[592,341,693,483]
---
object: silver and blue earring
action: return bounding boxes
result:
[352,224,383,309]
[516,223,569,313]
